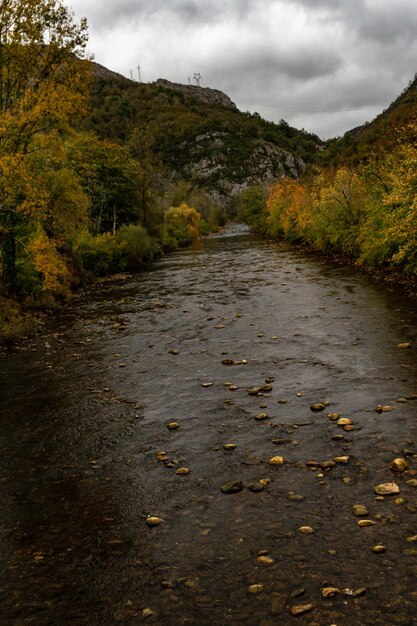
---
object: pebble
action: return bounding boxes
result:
[406,479,417,487]
[374,482,400,495]
[310,403,326,411]
[375,405,394,413]
[352,504,369,516]
[406,535,417,543]
[222,359,235,365]
[201,382,213,388]
[337,417,353,427]
[268,456,285,465]
[168,349,180,355]
[288,494,304,501]
[321,587,340,598]
[224,443,237,450]
[248,584,263,594]
[221,481,243,494]
[358,520,376,527]
[327,413,340,421]
[398,342,411,349]
[146,517,164,527]
[289,604,314,617]
[175,468,190,475]
[167,421,180,431]
[390,458,408,472]
[259,478,271,486]
[256,555,274,565]
[247,481,264,492]
[298,526,314,535]
[372,545,387,553]
[320,461,336,470]
[342,477,352,484]
[255,413,269,420]
[142,608,155,618]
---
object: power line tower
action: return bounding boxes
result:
[137,65,142,82]
[130,69,134,81]
[193,72,202,87]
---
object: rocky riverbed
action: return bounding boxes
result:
[1,224,417,625]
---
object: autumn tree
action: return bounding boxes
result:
[0,0,89,294]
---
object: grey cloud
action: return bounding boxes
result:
[69,0,417,138]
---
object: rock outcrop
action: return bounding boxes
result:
[155,79,237,110]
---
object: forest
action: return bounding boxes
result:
[1,0,417,342]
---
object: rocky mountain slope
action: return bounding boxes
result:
[86,62,319,206]
[323,73,417,163]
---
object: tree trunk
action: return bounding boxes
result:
[1,215,17,295]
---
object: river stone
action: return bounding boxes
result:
[337,417,353,427]
[288,494,304,501]
[224,443,237,450]
[398,342,411,349]
[221,481,243,494]
[146,517,163,527]
[375,404,394,413]
[334,456,350,464]
[201,382,213,388]
[289,604,314,617]
[372,545,387,553]
[142,608,155,618]
[167,421,180,431]
[298,526,314,535]
[390,458,408,472]
[310,403,326,411]
[156,451,168,461]
[321,587,340,598]
[374,482,400,495]
[176,467,190,475]
[248,387,262,396]
[222,359,235,365]
[406,479,417,487]
[320,460,336,470]
[247,482,264,492]
[358,520,376,527]
[268,456,285,465]
[168,349,180,355]
[259,478,271,486]
[327,413,340,421]
[352,504,369,516]
[248,584,263,594]
[256,555,274,565]
[255,413,269,420]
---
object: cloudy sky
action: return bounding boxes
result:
[66,0,417,139]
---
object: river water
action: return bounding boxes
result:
[1,224,417,625]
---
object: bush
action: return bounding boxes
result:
[115,224,159,270]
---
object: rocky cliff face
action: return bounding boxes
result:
[178,131,305,206]
[155,79,237,110]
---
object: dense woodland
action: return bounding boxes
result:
[1,0,417,342]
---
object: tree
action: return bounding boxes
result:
[0,0,89,294]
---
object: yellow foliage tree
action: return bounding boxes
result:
[0,0,90,294]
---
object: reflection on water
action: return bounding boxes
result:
[1,224,417,624]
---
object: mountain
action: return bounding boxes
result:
[84,63,321,206]
[322,73,417,163]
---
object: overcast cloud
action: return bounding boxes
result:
[66,0,417,138]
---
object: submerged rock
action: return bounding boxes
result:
[221,481,243,494]
[289,604,314,616]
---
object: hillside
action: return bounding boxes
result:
[84,63,321,205]
[322,73,417,164]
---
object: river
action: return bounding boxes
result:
[1,224,417,625]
